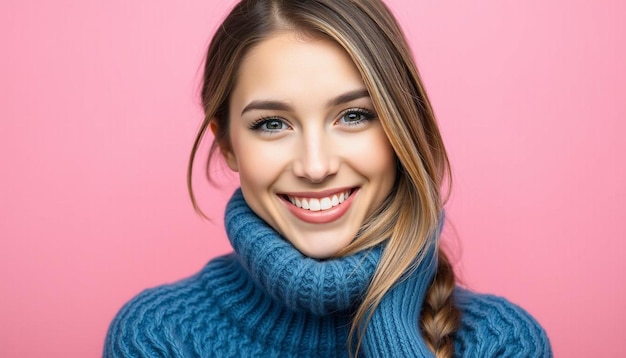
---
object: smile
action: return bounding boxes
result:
[279,188,357,224]
[284,189,353,212]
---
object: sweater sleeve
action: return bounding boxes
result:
[454,288,553,358]
[103,286,194,358]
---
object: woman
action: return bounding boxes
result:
[105,0,552,356]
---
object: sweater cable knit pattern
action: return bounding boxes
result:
[104,189,552,357]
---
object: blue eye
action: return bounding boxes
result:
[338,108,376,126]
[250,118,288,133]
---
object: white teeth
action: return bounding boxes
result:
[286,190,352,212]
[309,198,321,211]
[320,197,332,210]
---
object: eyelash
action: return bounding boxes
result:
[249,116,288,133]
[338,107,377,126]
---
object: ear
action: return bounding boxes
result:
[210,119,239,172]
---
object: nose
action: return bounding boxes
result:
[292,129,339,183]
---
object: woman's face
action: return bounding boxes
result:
[222,32,397,259]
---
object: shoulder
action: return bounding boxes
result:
[103,254,238,358]
[454,287,553,358]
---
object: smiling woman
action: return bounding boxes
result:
[221,33,397,259]
[104,0,552,357]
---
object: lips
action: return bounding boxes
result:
[279,188,357,224]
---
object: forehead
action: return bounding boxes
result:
[231,32,366,106]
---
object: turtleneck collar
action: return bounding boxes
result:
[225,188,383,315]
[225,188,442,315]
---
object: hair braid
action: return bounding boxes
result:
[420,249,460,358]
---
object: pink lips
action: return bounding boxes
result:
[280,188,357,224]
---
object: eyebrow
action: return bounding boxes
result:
[240,88,370,115]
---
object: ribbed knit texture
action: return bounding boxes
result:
[104,189,552,357]
[225,190,384,316]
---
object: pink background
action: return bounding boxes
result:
[1,0,624,357]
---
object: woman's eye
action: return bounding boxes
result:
[250,118,288,133]
[338,108,376,126]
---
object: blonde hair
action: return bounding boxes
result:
[188,0,460,356]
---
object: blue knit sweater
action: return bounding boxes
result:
[104,190,552,357]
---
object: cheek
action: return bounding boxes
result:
[350,130,396,180]
[231,138,287,189]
